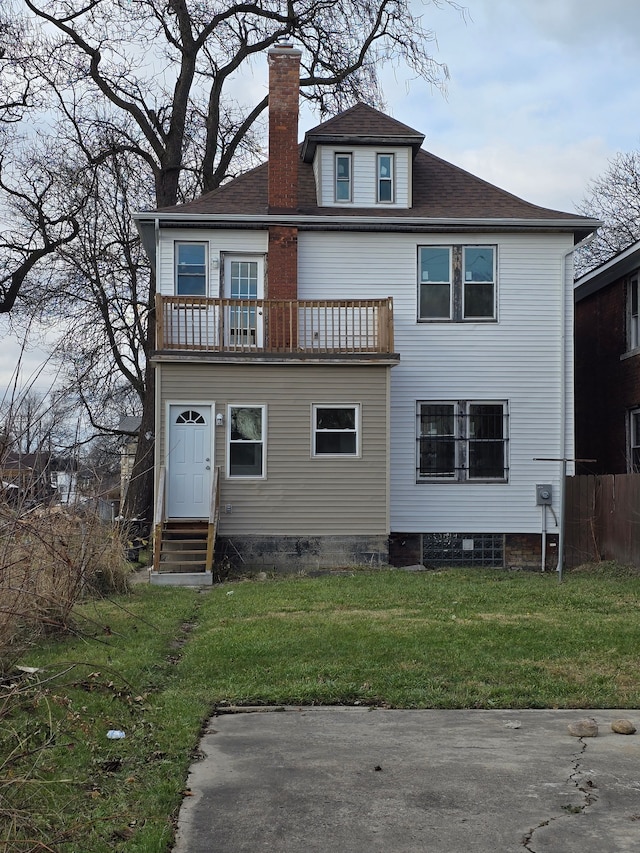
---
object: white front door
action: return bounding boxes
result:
[167,405,212,518]
[223,255,264,347]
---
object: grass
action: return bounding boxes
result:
[2,563,640,851]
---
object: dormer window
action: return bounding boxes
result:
[377,154,394,203]
[335,153,352,202]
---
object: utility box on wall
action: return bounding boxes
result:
[536,484,553,505]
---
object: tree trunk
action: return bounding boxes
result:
[122,304,156,529]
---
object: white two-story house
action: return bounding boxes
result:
[134,43,599,583]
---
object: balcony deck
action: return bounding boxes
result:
[155,296,397,361]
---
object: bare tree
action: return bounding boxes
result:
[0,148,86,314]
[576,149,640,276]
[6,0,462,522]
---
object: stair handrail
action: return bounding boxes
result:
[152,466,166,573]
[208,466,220,525]
[205,466,220,573]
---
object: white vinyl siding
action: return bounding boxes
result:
[157,229,268,297]
[316,145,411,208]
[297,229,575,534]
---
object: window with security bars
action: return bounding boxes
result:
[417,401,508,481]
[423,533,504,567]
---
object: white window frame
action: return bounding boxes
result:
[462,246,496,320]
[628,408,640,473]
[335,153,352,203]
[312,403,360,458]
[377,153,395,203]
[175,241,208,296]
[227,404,266,479]
[418,245,497,322]
[627,272,640,351]
[418,246,452,320]
[416,400,508,482]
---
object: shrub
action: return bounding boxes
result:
[0,502,131,673]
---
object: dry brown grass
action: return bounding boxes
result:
[0,501,132,674]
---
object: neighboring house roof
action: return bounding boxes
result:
[575,239,640,301]
[118,416,142,434]
[149,104,599,239]
[1,451,51,470]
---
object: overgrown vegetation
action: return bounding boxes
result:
[0,503,132,673]
[2,564,640,851]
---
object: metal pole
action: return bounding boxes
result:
[557,458,567,583]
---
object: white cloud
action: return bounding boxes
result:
[439,137,612,212]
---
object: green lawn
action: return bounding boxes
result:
[2,565,640,851]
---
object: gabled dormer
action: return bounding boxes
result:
[301,103,425,210]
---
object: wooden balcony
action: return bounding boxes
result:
[156,296,396,358]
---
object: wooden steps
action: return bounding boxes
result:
[158,521,209,572]
[151,467,220,586]
[151,520,215,585]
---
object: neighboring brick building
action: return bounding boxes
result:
[574,240,640,473]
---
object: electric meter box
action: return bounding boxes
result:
[536,484,553,505]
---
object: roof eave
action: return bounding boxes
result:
[133,210,599,233]
[301,133,425,162]
[575,239,640,300]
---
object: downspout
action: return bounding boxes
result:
[557,232,596,581]
[153,217,161,507]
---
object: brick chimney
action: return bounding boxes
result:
[268,40,301,211]
[267,41,300,302]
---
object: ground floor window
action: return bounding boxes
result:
[417,401,508,481]
[628,408,640,473]
[423,533,504,567]
[228,405,265,477]
[312,404,360,457]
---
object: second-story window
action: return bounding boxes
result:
[419,245,496,321]
[335,153,352,202]
[628,272,640,351]
[176,242,207,295]
[377,154,394,203]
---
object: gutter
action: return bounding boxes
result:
[133,211,600,232]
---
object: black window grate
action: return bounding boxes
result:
[422,533,504,567]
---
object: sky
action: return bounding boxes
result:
[2,0,640,397]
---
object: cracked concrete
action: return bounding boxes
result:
[172,708,640,853]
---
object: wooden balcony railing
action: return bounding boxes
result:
[156,296,394,355]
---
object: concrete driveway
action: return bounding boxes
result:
[172,708,640,852]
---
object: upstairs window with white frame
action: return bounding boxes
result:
[377,153,394,203]
[176,242,207,296]
[628,272,640,351]
[335,154,352,202]
[228,405,265,478]
[419,245,496,321]
[313,405,359,457]
[417,401,508,482]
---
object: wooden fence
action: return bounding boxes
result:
[565,474,640,568]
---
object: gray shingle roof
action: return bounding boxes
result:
[154,103,595,228]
